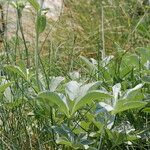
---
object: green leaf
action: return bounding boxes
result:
[124,54,140,68]
[36,14,46,34]
[37,91,70,117]
[112,83,121,107]
[112,101,147,114]
[27,0,40,11]
[136,47,150,63]
[106,129,139,148]
[101,55,114,67]
[4,65,27,80]
[71,90,113,115]
[111,84,147,114]
[122,84,143,100]
[80,56,97,72]
[65,81,101,101]
[142,102,150,113]
[65,81,80,101]
[142,76,150,84]
[0,82,12,94]
[142,107,150,113]
[80,121,90,131]
[99,102,114,112]
[92,119,104,130]
[10,1,17,8]
[79,82,101,98]
[56,137,72,147]
[5,99,25,109]
[49,76,65,92]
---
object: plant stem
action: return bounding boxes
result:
[35,13,40,90]
[101,3,105,60]
[17,7,29,67]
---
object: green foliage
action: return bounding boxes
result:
[0,0,149,149]
[0,81,12,94]
[4,65,28,80]
[27,0,40,11]
[37,91,70,117]
[36,14,46,34]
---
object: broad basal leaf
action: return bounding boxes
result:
[56,137,72,147]
[112,100,147,114]
[79,82,101,98]
[65,81,80,101]
[71,90,113,115]
[37,91,69,117]
[49,76,65,92]
[99,102,114,112]
[122,84,143,100]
